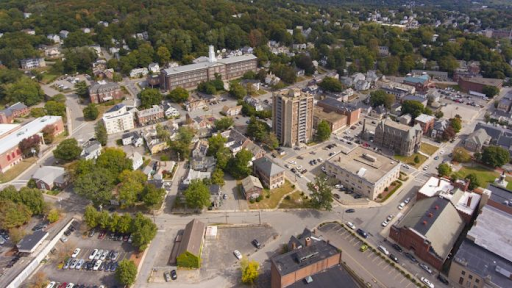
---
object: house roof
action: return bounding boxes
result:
[460,77,503,87]
[485,184,512,208]
[434,119,449,131]
[209,185,221,196]
[106,103,126,113]
[288,265,359,288]
[32,166,66,185]
[82,140,102,155]
[177,219,206,257]
[253,157,284,177]
[415,114,435,124]
[242,175,263,191]
[467,128,490,146]
[163,54,256,75]
[396,197,465,260]
[0,102,28,117]
[317,98,359,112]
[17,230,48,253]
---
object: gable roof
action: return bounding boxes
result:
[242,175,263,191]
[32,166,66,185]
[177,219,206,257]
[467,128,490,146]
[253,157,284,177]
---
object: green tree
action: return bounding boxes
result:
[481,146,510,167]
[53,138,82,162]
[156,46,171,65]
[465,174,480,190]
[229,82,247,100]
[96,148,133,176]
[42,125,56,144]
[98,210,111,229]
[115,260,138,286]
[214,117,234,131]
[52,94,66,103]
[307,175,333,211]
[247,117,270,142]
[17,187,46,215]
[453,147,471,163]
[84,205,100,228]
[131,212,157,251]
[450,117,462,133]
[183,179,211,209]
[95,122,108,146]
[226,149,253,179]
[207,134,227,156]
[240,258,260,284]
[318,77,342,92]
[75,81,88,98]
[142,184,166,208]
[435,111,444,119]
[401,100,425,119]
[0,200,32,229]
[437,163,452,177]
[482,85,500,98]
[370,90,395,109]
[44,101,66,119]
[138,88,163,109]
[30,108,46,118]
[74,168,116,206]
[168,87,189,103]
[212,168,225,186]
[47,209,60,223]
[83,103,99,121]
[215,147,232,170]
[315,120,331,142]
[262,132,279,150]
[5,77,44,106]
[414,155,420,163]
[116,213,133,234]
[108,213,121,232]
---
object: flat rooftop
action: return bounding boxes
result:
[17,230,48,252]
[288,264,359,288]
[467,205,512,263]
[486,184,512,206]
[327,146,400,184]
[418,176,454,197]
[163,54,256,75]
[313,107,347,123]
[0,124,20,137]
[0,116,61,155]
[271,241,339,276]
[461,77,503,86]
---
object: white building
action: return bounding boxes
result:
[130,152,143,170]
[130,68,149,78]
[20,58,46,70]
[148,63,160,74]
[47,34,60,43]
[164,106,180,118]
[102,104,135,134]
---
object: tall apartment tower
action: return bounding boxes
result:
[272,88,314,147]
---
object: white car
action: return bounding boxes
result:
[381,220,389,227]
[423,165,429,171]
[439,150,444,155]
[233,250,243,260]
[60,236,68,243]
[421,277,435,288]
[346,222,356,230]
[386,214,394,221]
[335,184,343,189]
[288,160,296,165]
[93,260,102,271]
[69,259,78,269]
[296,165,303,170]
[75,259,84,270]
[71,248,81,258]
[66,284,74,288]
[100,250,109,260]
[378,245,390,256]
[89,249,98,260]
[398,202,405,210]
[46,282,56,288]
[95,249,103,260]
[404,197,411,204]
[402,164,410,169]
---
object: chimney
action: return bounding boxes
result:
[434,205,439,210]
[208,45,217,63]
[305,237,312,247]
[438,177,441,187]
[428,212,433,218]
[423,220,427,225]
[291,242,297,250]
[467,195,472,207]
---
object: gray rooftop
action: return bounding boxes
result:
[17,230,48,252]
[253,157,284,177]
[486,184,512,207]
[162,54,256,75]
[288,264,359,288]
[317,98,359,112]
[177,219,206,257]
[32,166,66,185]
[0,102,28,117]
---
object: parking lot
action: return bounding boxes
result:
[39,222,135,287]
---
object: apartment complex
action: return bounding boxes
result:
[102,104,135,134]
[159,46,257,91]
[88,81,123,104]
[136,105,164,126]
[20,58,46,69]
[324,147,401,200]
[0,116,64,173]
[272,88,314,147]
[374,120,423,156]
[0,102,30,124]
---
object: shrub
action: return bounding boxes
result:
[249,199,255,203]
[300,191,304,196]
[266,195,270,199]
[291,185,295,189]
[384,187,389,192]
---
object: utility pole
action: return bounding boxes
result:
[258,211,261,225]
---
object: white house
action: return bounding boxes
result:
[130,152,143,170]
[130,68,148,78]
[59,30,69,39]
[47,34,61,43]
[148,63,160,74]
[82,28,91,34]
[165,106,180,118]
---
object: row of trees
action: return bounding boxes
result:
[0,186,48,231]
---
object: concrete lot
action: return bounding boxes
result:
[217,175,248,211]
[39,226,135,287]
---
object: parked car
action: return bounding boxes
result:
[346,209,355,213]
[75,259,84,270]
[405,252,417,263]
[437,274,449,285]
[60,236,68,243]
[420,277,435,288]
[392,243,403,253]
[378,245,389,256]
[170,269,177,280]
[346,222,356,230]
[89,249,98,260]
[389,254,399,263]
[356,229,368,239]
[359,244,368,252]
[93,260,102,271]
[419,263,433,274]
[398,202,405,210]
[386,215,394,221]
[404,197,410,204]
[252,239,261,249]
[71,248,81,258]
[164,272,171,282]
[381,220,389,227]
[95,249,103,260]
[233,250,243,260]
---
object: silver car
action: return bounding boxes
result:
[94,249,103,260]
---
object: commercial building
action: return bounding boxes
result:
[374,120,422,156]
[316,98,361,126]
[160,46,257,91]
[253,157,285,189]
[449,205,512,288]
[20,58,46,69]
[458,77,503,94]
[272,88,314,147]
[411,70,449,81]
[324,147,401,200]
[313,107,347,133]
[389,197,466,270]
[403,74,434,92]
[102,104,135,134]
[0,102,30,124]
[0,116,64,173]
[88,81,123,104]
[136,105,164,126]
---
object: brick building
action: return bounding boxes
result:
[253,157,285,189]
[403,74,435,92]
[316,98,361,126]
[313,107,347,133]
[414,114,435,135]
[136,105,164,126]
[0,116,64,173]
[0,102,30,124]
[88,82,123,104]
[458,77,503,94]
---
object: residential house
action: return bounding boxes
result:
[209,185,222,208]
[191,140,216,172]
[185,98,207,112]
[369,105,387,119]
[44,46,61,59]
[130,68,149,78]
[241,175,264,200]
[414,114,435,135]
[0,102,29,124]
[163,104,180,118]
[497,92,512,112]
[59,30,69,39]
[81,140,102,160]
[376,79,416,99]
[253,157,285,189]
[183,170,211,185]
[47,34,60,43]
[354,79,371,91]
[130,152,143,170]
[378,46,389,56]
[240,79,261,92]
[122,131,143,147]
[464,128,490,152]
[32,166,68,190]
[20,58,46,69]
[176,219,206,268]
[399,114,412,125]
[142,126,170,154]
[402,95,428,107]
[136,105,165,126]
[148,63,160,74]
[88,81,123,104]
[220,129,264,159]
[244,96,264,111]
[222,105,242,116]
[265,73,281,86]
[431,119,449,139]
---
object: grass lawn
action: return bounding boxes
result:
[0,157,37,183]
[453,165,499,188]
[41,73,59,84]
[278,191,314,209]
[394,153,427,168]
[248,180,295,210]
[420,143,439,156]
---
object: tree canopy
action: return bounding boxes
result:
[315,120,331,142]
[307,175,333,211]
[168,87,189,103]
[183,180,211,209]
[138,88,163,109]
[53,138,83,162]
[481,146,510,167]
[318,77,343,92]
[369,90,395,109]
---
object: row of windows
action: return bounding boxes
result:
[6,149,21,161]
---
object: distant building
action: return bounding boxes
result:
[136,105,164,126]
[88,82,123,104]
[32,166,68,190]
[222,105,242,116]
[316,98,361,126]
[403,74,434,92]
[369,105,387,120]
[272,88,314,147]
[253,157,285,189]
[411,70,449,81]
[374,120,422,156]
[313,107,347,133]
[0,102,29,124]
[102,104,135,134]
[20,58,46,69]
[402,95,428,107]
[458,77,503,94]
[148,63,160,74]
[130,67,149,78]
[414,114,435,135]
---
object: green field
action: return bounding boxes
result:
[453,165,512,189]
[420,143,439,156]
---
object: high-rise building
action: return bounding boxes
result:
[272,88,314,147]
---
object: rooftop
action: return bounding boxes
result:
[137,105,163,117]
[177,219,206,257]
[242,175,263,191]
[404,74,430,84]
[0,116,62,155]
[415,114,435,123]
[486,184,512,205]
[253,157,284,177]
[402,95,427,103]
[163,54,256,75]
[0,124,20,137]
[317,98,359,112]
[313,107,347,123]
[32,166,66,185]
[288,265,359,288]
[327,147,400,184]
[418,176,454,197]
[17,230,48,253]
[460,77,503,87]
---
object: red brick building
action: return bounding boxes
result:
[414,114,435,135]
[316,98,361,126]
[0,102,30,124]
[403,75,435,92]
[0,116,64,173]
[88,82,124,104]
[136,105,164,126]
[458,77,503,94]
[389,197,466,270]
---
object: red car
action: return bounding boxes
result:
[58,283,67,288]
[98,231,106,240]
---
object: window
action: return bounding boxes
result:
[459,277,464,285]
[468,275,473,280]
[462,271,466,276]
[7,155,10,161]
[475,279,479,283]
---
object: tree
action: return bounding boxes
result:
[5,77,44,106]
[131,212,157,250]
[47,209,60,223]
[247,117,271,142]
[75,81,88,98]
[30,108,46,118]
[414,155,420,164]
[207,134,227,156]
[115,260,138,286]
[183,179,211,209]
[118,176,144,208]
[482,85,499,98]
[316,120,331,142]
[117,213,133,234]
[74,168,116,206]
[401,100,425,119]
[29,271,48,288]
[442,126,456,141]
[229,82,247,100]
[44,101,66,119]
[17,187,46,215]
[214,117,234,131]
[84,205,100,228]
[168,87,189,103]
[369,90,395,109]
[450,117,462,133]
[262,132,279,150]
[453,147,471,163]
[437,163,452,177]
[9,227,25,244]
[19,135,41,157]
[142,184,166,208]
[318,77,342,92]
[481,146,510,167]
[307,175,333,211]
[240,258,260,284]
[53,138,82,162]
[156,46,171,65]
[0,200,32,229]
[435,111,444,119]
[226,149,253,179]
[465,174,480,190]
[52,94,67,103]
[294,53,316,75]
[138,88,163,109]
[98,210,111,229]
[42,125,56,144]
[83,103,99,121]
[96,148,133,175]
[212,168,225,186]
[95,122,108,146]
